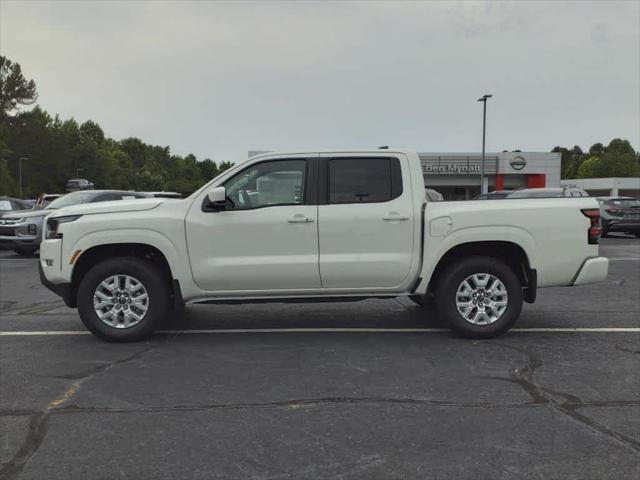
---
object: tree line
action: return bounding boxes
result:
[1,55,638,198]
[552,140,639,180]
[0,56,232,198]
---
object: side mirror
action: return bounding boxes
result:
[207,186,227,205]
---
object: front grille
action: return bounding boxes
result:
[0,226,15,236]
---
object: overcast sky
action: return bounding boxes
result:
[1,0,639,162]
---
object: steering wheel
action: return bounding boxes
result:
[239,189,252,209]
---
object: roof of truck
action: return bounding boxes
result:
[248,148,412,159]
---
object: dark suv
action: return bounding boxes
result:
[597,197,640,237]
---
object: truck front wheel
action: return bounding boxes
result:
[435,256,522,338]
[77,257,170,342]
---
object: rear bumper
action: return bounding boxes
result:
[573,257,609,286]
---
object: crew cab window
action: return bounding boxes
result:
[329,157,402,204]
[224,160,306,210]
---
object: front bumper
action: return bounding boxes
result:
[39,261,75,307]
[0,234,39,249]
[573,257,609,286]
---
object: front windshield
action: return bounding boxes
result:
[47,191,95,209]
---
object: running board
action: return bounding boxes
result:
[191,295,398,305]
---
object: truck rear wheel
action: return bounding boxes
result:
[77,256,170,342]
[435,256,522,338]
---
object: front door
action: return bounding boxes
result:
[186,155,321,293]
[318,154,415,289]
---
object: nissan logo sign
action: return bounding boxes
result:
[510,156,527,171]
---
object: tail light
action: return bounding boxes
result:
[581,209,602,244]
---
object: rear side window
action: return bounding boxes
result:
[328,157,402,204]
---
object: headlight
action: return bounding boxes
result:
[45,215,82,239]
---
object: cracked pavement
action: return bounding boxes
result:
[1,236,639,479]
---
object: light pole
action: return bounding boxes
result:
[19,157,28,199]
[477,94,492,195]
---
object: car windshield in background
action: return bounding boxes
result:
[47,191,95,209]
[606,198,640,207]
[507,189,563,198]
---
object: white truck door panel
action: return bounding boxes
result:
[186,156,321,292]
[318,154,415,289]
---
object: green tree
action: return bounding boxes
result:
[588,142,605,156]
[554,145,586,179]
[79,120,105,144]
[198,158,219,180]
[606,138,639,176]
[218,161,234,173]
[577,156,602,178]
[0,56,37,116]
[0,158,18,195]
[577,139,639,178]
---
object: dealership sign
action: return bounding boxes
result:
[422,163,482,174]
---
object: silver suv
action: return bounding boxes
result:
[0,190,149,255]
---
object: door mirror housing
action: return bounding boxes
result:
[202,186,227,212]
[207,187,226,205]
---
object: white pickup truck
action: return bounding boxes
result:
[39,149,609,341]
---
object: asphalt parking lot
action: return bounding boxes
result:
[1,236,639,480]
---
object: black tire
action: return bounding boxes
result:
[77,256,170,342]
[409,294,435,309]
[435,256,522,339]
[12,247,37,256]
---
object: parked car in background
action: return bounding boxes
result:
[65,179,94,192]
[36,193,63,209]
[0,190,150,255]
[473,190,513,200]
[507,187,589,199]
[597,197,640,237]
[425,188,444,202]
[0,196,34,216]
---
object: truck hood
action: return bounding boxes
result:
[50,198,165,218]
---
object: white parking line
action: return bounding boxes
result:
[1,327,639,336]
[608,258,640,261]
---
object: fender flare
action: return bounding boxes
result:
[416,225,538,294]
[67,228,186,286]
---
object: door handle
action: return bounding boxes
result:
[383,212,409,221]
[288,214,315,223]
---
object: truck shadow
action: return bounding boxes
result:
[160,299,449,331]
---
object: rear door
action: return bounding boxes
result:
[318,153,415,289]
